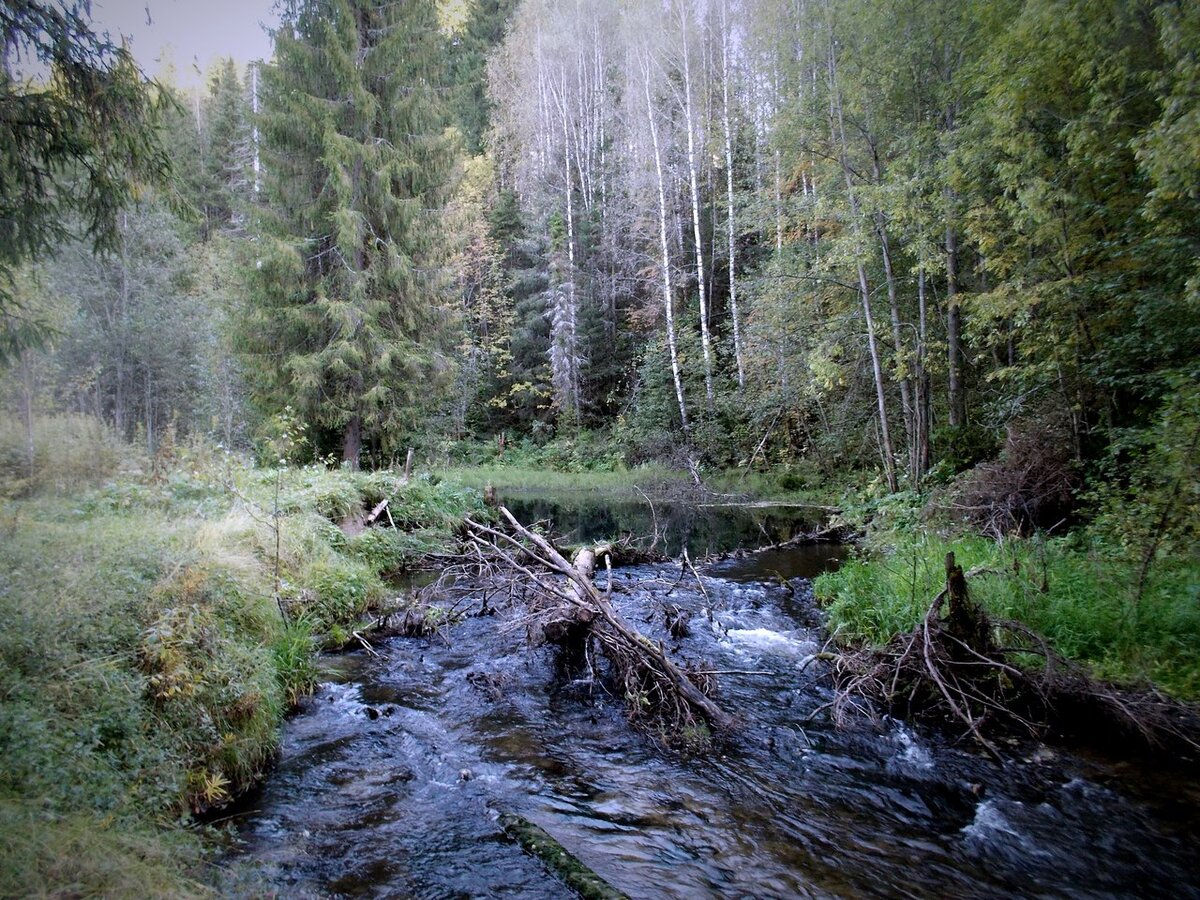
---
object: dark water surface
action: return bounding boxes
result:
[227,497,1200,898]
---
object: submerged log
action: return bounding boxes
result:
[500,814,629,900]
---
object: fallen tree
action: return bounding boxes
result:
[462,507,736,736]
[825,553,1200,760]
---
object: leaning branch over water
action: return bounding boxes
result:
[462,507,735,735]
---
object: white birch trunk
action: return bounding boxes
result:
[645,66,691,437]
[680,11,716,409]
[720,0,745,390]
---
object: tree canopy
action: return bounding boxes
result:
[0,0,173,360]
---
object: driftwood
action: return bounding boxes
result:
[826,553,1200,760]
[463,508,735,735]
[365,497,391,526]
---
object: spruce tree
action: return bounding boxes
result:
[203,58,248,234]
[242,0,454,467]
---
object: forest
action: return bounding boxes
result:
[1,0,1199,895]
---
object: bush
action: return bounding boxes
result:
[949,414,1078,535]
[0,413,128,496]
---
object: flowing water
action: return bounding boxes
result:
[227,498,1200,898]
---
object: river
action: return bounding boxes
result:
[224,495,1200,898]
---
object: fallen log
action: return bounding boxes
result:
[365,497,390,525]
[464,508,736,735]
[500,814,629,900]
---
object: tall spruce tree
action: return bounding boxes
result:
[242,0,454,467]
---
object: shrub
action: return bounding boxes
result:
[949,414,1078,535]
[0,413,128,496]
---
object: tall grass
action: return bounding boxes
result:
[438,463,681,493]
[0,413,129,496]
[815,532,1200,698]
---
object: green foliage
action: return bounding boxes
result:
[241,0,457,466]
[0,797,210,899]
[0,413,126,496]
[0,419,479,896]
[816,531,1200,698]
[0,1,174,359]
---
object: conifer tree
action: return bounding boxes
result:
[242,0,455,467]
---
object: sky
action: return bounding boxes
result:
[90,0,280,87]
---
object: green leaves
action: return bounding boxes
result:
[242,0,456,465]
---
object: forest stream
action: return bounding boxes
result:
[226,495,1200,899]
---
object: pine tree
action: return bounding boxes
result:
[242,0,455,467]
[0,1,172,360]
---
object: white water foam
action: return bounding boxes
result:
[724,627,816,658]
[892,722,934,770]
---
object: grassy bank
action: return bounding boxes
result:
[438,462,680,493]
[431,431,842,502]
[0,416,479,896]
[815,527,1200,701]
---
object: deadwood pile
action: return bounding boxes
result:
[459,507,735,736]
[827,553,1200,760]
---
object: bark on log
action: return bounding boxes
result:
[490,507,735,732]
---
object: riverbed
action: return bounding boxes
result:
[225,498,1200,898]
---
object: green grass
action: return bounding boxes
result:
[437,462,684,493]
[0,414,480,896]
[815,532,1200,698]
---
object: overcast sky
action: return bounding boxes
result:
[91,0,280,87]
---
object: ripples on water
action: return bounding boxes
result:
[227,509,1200,899]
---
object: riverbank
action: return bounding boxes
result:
[0,425,480,896]
[810,484,1200,759]
[816,530,1200,702]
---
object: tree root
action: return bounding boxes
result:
[826,553,1200,761]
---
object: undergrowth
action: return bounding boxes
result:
[0,414,478,896]
[816,532,1200,700]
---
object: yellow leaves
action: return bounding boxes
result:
[437,0,473,35]
[186,768,230,811]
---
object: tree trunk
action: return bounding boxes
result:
[915,264,931,480]
[343,414,362,471]
[827,35,897,492]
[947,214,965,428]
[559,78,580,418]
[720,0,745,391]
[19,349,34,481]
[874,210,914,456]
[645,64,690,438]
[680,20,715,411]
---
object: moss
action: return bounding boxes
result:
[500,813,629,900]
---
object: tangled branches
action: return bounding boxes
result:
[827,553,1200,759]
[460,508,735,737]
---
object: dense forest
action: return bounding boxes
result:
[3,0,1196,496]
[2,0,1199,895]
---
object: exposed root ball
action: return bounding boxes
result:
[826,554,1200,760]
